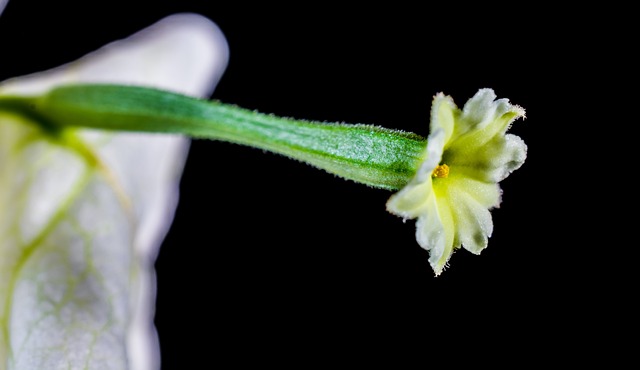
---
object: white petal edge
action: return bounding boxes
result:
[0,13,228,370]
[461,88,499,130]
[446,185,494,255]
[415,128,446,182]
[430,93,456,154]
[453,89,525,152]
[494,134,527,182]
[419,194,453,276]
[0,0,7,16]
[0,13,228,97]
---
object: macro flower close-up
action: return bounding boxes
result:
[0,0,546,368]
[387,89,526,276]
[2,0,623,366]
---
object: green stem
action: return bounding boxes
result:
[0,84,426,190]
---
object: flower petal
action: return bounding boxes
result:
[0,0,7,15]
[447,89,525,156]
[491,134,527,182]
[386,127,446,219]
[416,128,446,182]
[461,88,500,129]
[417,192,454,276]
[386,177,434,219]
[388,88,526,275]
[447,132,528,184]
[429,93,456,152]
[437,174,501,209]
[0,13,228,370]
[444,180,494,255]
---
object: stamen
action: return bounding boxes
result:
[432,164,449,178]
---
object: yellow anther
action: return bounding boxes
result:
[432,164,449,178]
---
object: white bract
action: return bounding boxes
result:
[0,3,228,369]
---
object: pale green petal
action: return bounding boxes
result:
[386,178,433,219]
[0,13,228,370]
[444,88,524,158]
[461,88,500,128]
[440,88,493,143]
[447,132,527,184]
[438,174,501,209]
[412,192,442,272]
[429,93,456,151]
[466,133,527,183]
[491,134,527,182]
[421,193,454,276]
[444,181,494,255]
[416,128,446,182]
[386,125,446,219]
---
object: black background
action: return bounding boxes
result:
[1,0,630,367]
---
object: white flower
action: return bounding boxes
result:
[0,3,228,369]
[387,89,526,276]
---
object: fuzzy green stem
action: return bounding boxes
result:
[0,84,426,190]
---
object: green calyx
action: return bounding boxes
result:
[0,83,427,190]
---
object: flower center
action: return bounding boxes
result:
[432,164,449,178]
